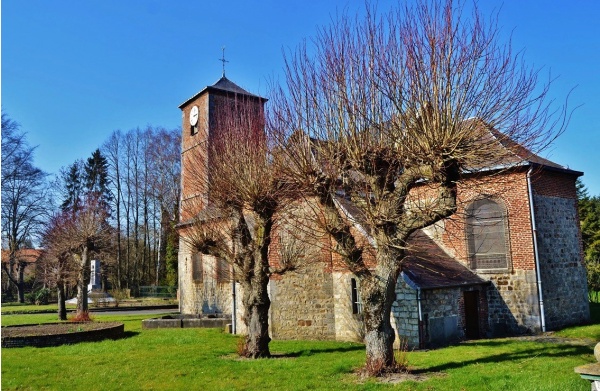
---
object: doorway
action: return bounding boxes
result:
[464,290,480,339]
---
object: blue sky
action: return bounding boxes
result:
[2,1,599,195]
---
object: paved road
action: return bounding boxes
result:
[90,308,179,316]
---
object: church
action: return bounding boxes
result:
[177,74,590,349]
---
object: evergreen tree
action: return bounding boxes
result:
[84,149,111,212]
[576,179,600,301]
[60,161,84,212]
[577,179,600,262]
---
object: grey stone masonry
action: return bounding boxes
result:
[485,270,541,336]
[421,288,464,347]
[269,263,336,340]
[392,276,420,348]
[534,195,590,330]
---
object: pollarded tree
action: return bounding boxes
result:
[47,195,112,317]
[269,0,567,374]
[181,96,303,358]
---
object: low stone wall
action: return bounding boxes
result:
[2,322,124,348]
[142,314,230,329]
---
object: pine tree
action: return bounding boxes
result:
[84,149,111,212]
[84,149,110,201]
[60,161,83,212]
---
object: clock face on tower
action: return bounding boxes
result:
[189,105,199,126]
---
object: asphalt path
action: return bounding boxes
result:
[90,308,179,316]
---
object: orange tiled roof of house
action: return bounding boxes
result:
[1,249,42,264]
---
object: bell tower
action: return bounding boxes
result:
[178,75,267,223]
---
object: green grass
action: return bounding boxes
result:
[0,298,176,315]
[1,308,598,390]
[1,303,76,315]
[555,302,600,340]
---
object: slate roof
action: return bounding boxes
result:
[402,230,488,290]
[179,76,266,108]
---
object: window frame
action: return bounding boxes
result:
[351,278,362,314]
[192,252,203,282]
[465,198,511,272]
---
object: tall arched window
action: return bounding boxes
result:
[466,198,509,271]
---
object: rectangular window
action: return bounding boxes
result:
[351,278,361,314]
[216,258,231,283]
[192,252,203,282]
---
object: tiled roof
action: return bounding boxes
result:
[1,249,42,264]
[334,197,487,290]
[211,76,257,96]
[179,76,266,108]
[402,231,487,290]
[463,118,580,175]
[176,205,226,228]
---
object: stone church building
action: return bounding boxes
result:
[177,75,590,349]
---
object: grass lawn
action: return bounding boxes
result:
[1,305,598,390]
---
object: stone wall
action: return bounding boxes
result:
[269,262,336,340]
[332,272,364,342]
[391,275,420,348]
[178,238,234,319]
[534,194,590,329]
[485,270,540,335]
[421,288,463,347]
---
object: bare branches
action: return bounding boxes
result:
[268,0,568,373]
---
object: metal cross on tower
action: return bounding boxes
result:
[219,47,229,77]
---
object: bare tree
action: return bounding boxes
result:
[44,196,112,317]
[146,127,181,285]
[1,113,49,302]
[102,127,181,290]
[181,96,302,358]
[269,0,567,374]
[39,213,80,320]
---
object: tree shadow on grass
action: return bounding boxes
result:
[412,341,593,374]
[120,331,140,340]
[280,344,365,358]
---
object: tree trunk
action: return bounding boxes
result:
[238,212,273,359]
[57,283,67,321]
[360,252,401,375]
[240,272,271,358]
[76,246,91,316]
[17,262,25,303]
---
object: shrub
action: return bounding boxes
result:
[25,288,51,305]
[109,288,129,308]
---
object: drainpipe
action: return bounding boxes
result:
[417,288,424,349]
[527,167,546,332]
[231,275,237,334]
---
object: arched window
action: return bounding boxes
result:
[466,198,509,271]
